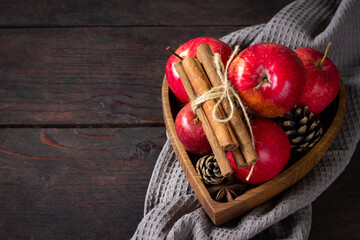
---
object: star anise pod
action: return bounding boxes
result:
[207,181,248,202]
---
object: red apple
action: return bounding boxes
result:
[166,37,233,104]
[227,117,291,185]
[175,103,211,155]
[294,46,340,114]
[228,42,306,118]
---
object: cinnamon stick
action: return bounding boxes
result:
[174,61,233,177]
[230,148,247,167]
[197,44,258,165]
[225,110,247,167]
[182,57,238,151]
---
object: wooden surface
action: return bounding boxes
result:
[0,0,358,239]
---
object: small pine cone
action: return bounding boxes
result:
[196,154,224,185]
[277,106,323,153]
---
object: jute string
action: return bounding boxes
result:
[190,46,256,180]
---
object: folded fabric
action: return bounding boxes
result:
[132,0,360,239]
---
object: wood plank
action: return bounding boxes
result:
[0,26,239,126]
[0,127,357,239]
[0,0,293,27]
[0,128,358,240]
[0,127,166,239]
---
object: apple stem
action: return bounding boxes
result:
[166,46,183,61]
[253,78,269,92]
[319,42,332,67]
[193,117,199,124]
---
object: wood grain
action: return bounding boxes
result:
[163,76,347,225]
[0,26,240,126]
[0,127,166,239]
[0,0,293,27]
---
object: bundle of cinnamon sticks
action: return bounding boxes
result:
[174,44,258,177]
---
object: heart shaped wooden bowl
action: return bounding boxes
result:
[162,76,346,226]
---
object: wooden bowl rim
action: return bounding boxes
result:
[162,75,346,225]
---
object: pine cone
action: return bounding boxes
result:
[196,154,224,185]
[277,106,323,153]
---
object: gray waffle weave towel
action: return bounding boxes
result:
[132,0,360,239]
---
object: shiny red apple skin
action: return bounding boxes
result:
[294,47,340,115]
[227,117,291,185]
[228,42,306,118]
[166,37,233,104]
[175,103,211,155]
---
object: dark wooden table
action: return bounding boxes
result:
[0,1,358,239]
